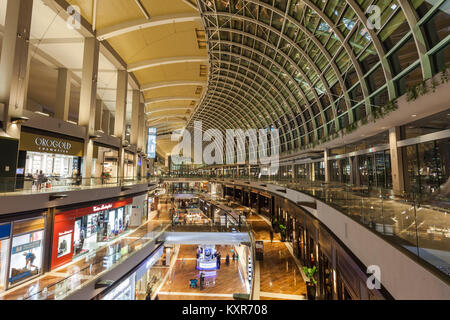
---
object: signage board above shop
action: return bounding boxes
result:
[19,129,84,157]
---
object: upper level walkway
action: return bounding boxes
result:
[0,177,158,197]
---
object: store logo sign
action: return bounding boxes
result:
[93,203,113,212]
[35,137,72,153]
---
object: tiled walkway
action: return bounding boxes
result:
[246,214,307,300]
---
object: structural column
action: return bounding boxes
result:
[324,149,331,183]
[78,37,100,180]
[389,127,405,193]
[114,70,128,178]
[137,101,145,178]
[0,0,33,137]
[0,0,33,192]
[137,102,145,151]
[95,99,103,131]
[55,68,71,121]
[130,90,140,178]
[102,108,111,135]
[109,113,115,135]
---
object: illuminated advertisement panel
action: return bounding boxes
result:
[147,128,156,159]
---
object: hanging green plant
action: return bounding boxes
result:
[361,116,369,125]
[441,64,449,84]
[406,86,419,102]
[418,80,429,96]
[431,79,439,93]
[345,122,358,134]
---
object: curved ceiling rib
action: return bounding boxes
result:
[141,81,206,92]
[128,56,208,72]
[97,13,202,40]
[146,106,193,114]
[145,96,200,105]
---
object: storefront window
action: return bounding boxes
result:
[52,199,133,270]
[0,223,11,292]
[9,225,44,287]
[340,158,350,184]
[25,152,80,179]
[359,154,375,187]
[103,148,119,181]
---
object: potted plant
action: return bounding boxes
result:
[303,266,317,300]
[279,223,287,242]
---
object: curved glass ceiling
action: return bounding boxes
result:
[188,0,448,155]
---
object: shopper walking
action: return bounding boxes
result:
[225,254,230,266]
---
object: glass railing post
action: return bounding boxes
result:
[412,192,420,258]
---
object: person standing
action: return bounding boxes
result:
[199,272,204,290]
[225,254,230,266]
[37,170,45,191]
[217,253,221,269]
[270,229,274,243]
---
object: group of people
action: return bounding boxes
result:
[29,170,47,190]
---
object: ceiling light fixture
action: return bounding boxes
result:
[10,116,29,124]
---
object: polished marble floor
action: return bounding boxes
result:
[246,214,307,299]
[156,244,248,300]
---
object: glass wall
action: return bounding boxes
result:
[295,163,311,181]
[404,138,450,194]
[357,151,392,189]
[314,162,325,181]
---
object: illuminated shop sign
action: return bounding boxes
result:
[135,246,164,280]
[93,203,113,212]
[35,137,72,150]
[20,130,84,156]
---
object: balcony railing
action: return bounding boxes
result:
[0,176,158,196]
[159,174,450,279]
[22,221,169,300]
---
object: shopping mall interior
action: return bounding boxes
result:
[0,0,449,303]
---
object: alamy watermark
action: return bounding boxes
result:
[366,265,381,290]
[66,5,81,30]
[170,121,280,174]
[367,5,382,30]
